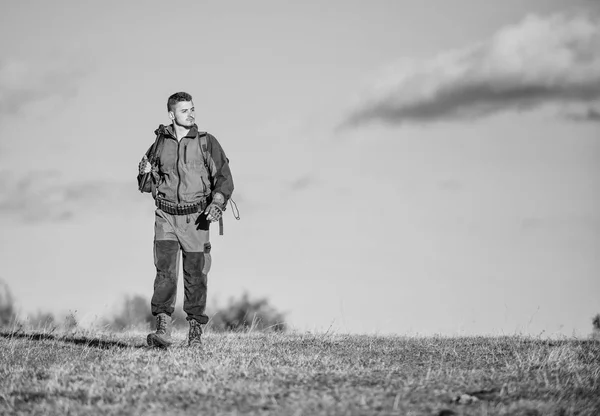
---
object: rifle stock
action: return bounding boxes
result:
[138,124,165,193]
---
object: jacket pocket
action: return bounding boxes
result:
[200,175,208,194]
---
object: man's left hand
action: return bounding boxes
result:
[204,192,225,222]
[204,203,223,222]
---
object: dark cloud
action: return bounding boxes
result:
[0,171,143,223]
[584,109,600,121]
[341,13,600,127]
[564,106,600,122]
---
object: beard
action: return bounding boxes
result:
[174,118,195,128]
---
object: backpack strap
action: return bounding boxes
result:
[199,131,209,153]
[197,132,210,173]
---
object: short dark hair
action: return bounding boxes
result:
[167,92,193,112]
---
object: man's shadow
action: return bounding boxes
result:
[0,331,147,350]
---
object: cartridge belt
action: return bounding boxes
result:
[155,198,207,216]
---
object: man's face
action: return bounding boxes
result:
[170,101,195,128]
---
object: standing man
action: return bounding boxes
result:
[137,92,234,348]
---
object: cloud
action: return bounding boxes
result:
[563,104,600,122]
[518,214,600,234]
[582,108,600,121]
[0,170,142,223]
[438,179,463,192]
[341,13,600,127]
[0,54,89,116]
[288,175,315,192]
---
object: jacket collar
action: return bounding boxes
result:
[164,123,199,139]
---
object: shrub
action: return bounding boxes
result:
[26,311,56,329]
[207,292,287,332]
[102,292,287,333]
[0,279,16,327]
[108,294,154,330]
[107,294,188,330]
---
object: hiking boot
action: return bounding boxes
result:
[188,319,203,347]
[147,313,173,348]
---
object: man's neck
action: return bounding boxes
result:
[173,124,192,141]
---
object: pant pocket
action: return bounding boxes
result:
[202,242,212,275]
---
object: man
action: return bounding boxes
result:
[137,92,234,348]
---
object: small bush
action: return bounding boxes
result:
[0,279,16,327]
[106,294,188,330]
[108,295,153,330]
[207,292,287,332]
[96,292,287,333]
[26,311,56,329]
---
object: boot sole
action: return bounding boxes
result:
[147,333,173,349]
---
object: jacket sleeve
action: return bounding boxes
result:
[136,144,154,194]
[207,134,234,202]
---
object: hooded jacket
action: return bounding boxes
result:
[138,124,234,206]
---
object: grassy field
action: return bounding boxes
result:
[0,329,598,415]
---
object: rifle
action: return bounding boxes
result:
[138,124,165,193]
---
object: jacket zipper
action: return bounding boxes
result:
[176,139,182,204]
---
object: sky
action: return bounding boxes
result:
[0,0,598,337]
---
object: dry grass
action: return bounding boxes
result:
[0,329,598,415]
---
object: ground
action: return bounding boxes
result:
[0,329,598,415]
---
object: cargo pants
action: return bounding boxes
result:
[151,208,211,324]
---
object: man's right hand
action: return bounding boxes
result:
[139,156,152,175]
